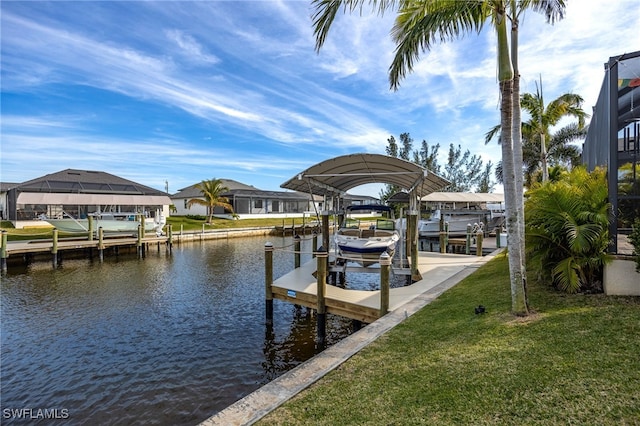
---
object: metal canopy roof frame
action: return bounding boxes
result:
[280,153,449,211]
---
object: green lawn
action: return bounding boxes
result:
[258,253,640,425]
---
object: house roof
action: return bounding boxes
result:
[10,169,171,206]
[280,153,449,197]
[15,169,167,196]
[172,179,257,199]
[0,182,21,192]
[171,179,319,201]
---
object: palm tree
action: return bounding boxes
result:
[486,87,588,186]
[522,123,586,186]
[508,1,566,310]
[312,0,566,315]
[186,178,233,224]
[521,80,587,182]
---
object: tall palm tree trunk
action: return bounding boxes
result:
[540,132,548,182]
[497,5,527,315]
[501,78,527,315]
[510,4,529,312]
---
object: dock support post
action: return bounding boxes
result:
[88,216,94,241]
[51,228,59,268]
[495,227,501,248]
[408,210,421,282]
[265,242,274,325]
[476,231,484,256]
[137,224,144,258]
[312,233,318,258]
[321,211,330,255]
[379,252,390,317]
[167,224,173,254]
[466,224,472,255]
[294,235,301,269]
[1,230,7,273]
[439,231,446,254]
[316,248,328,347]
[98,227,104,262]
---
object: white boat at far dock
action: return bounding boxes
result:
[417,192,506,238]
[418,209,485,237]
[43,210,166,234]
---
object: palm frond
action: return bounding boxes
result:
[311,0,398,51]
[552,256,580,293]
[390,0,488,90]
[529,0,567,24]
[484,124,501,145]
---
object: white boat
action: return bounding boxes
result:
[334,205,400,267]
[44,211,166,235]
[417,209,485,237]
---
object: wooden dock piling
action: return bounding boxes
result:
[88,216,94,241]
[294,235,301,269]
[379,252,390,317]
[51,228,59,267]
[408,210,421,282]
[265,242,274,325]
[1,230,7,272]
[316,249,328,345]
[98,227,104,262]
[312,233,318,258]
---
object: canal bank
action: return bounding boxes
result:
[172,227,274,242]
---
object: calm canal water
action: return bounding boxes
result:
[1,235,370,425]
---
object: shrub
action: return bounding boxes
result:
[629,218,640,272]
[525,167,611,293]
[185,215,208,221]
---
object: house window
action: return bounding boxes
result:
[184,199,188,209]
[254,200,263,209]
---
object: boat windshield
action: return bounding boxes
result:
[341,218,360,229]
[376,219,395,231]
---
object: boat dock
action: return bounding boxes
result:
[266,244,498,326]
[0,229,170,271]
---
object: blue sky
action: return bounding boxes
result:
[1,1,638,197]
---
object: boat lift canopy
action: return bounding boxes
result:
[280,153,449,207]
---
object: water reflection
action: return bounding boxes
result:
[0,235,363,425]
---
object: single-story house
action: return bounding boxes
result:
[1,169,171,228]
[170,179,378,219]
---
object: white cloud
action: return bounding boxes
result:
[165,29,219,64]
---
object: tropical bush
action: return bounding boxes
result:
[629,218,640,272]
[184,215,208,221]
[525,167,611,293]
